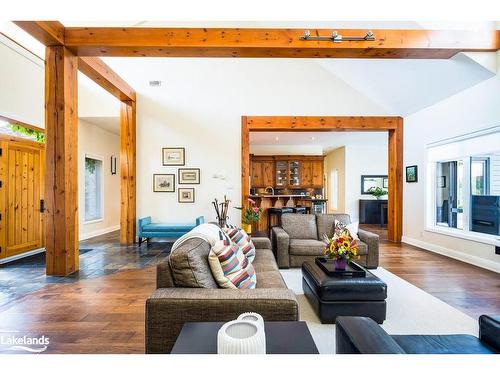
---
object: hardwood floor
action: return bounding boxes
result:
[0,229,498,353]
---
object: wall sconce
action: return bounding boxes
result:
[111,155,117,175]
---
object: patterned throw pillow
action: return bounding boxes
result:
[208,231,257,289]
[223,225,256,263]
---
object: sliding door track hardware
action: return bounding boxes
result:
[300,30,375,43]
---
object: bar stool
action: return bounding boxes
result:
[268,207,294,236]
[292,207,307,214]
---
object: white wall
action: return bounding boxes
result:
[78,119,120,240]
[344,141,388,221]
[102,58,387,224]
[0,35,43,126]
[0,35,120,127]
[404,74,500,272]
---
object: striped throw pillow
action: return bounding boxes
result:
[208,231,257,289]
[223,225,256,263]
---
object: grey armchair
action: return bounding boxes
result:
[272,213,379,269]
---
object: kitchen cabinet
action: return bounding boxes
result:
[301,161,312,187]
[251,155,323,189]
[275,160,288,187]
[289,160,300,187]
[311,160,323,187]
[250,157,275,187]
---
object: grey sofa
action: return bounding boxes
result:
[145,236,299,354]
[272,213,379,269]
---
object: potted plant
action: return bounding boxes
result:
[368,186,388,200]
[323,233,359,270]
[236,199,263,234]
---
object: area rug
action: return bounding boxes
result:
[280,268,478,354]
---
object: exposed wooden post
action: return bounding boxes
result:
[120,100,136,245]
[387,119,404,242]
[241,116,250,208]
[45,45,79,275]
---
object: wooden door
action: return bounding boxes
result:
[0,137,45,259]
[311,160,324,187]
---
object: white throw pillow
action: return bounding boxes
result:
[346,221,360,240]
[334,219,359,240]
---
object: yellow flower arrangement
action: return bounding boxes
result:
[323,231,359,263]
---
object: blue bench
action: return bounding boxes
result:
[137,216,204,246]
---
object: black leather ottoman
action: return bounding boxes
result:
[302,261,387,324]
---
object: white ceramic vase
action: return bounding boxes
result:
[217,320,266,354]
[237,312,265,332]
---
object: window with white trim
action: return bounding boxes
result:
[427,127,500,242]
[84,156,103,222]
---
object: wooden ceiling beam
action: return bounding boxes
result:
[78,57,136,102]
[247,116,401,131]
[14,21,65,45]
[63,27,500,59]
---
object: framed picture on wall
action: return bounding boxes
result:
[406,165,418,183]
[178,168,200,184]
[162,147,185,166]
[153,174,175,192]
[437,176,446,188]
[178,188,195,203]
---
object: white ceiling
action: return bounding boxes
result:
[250,131,388,153]
[2,21,498,133]
[318,55,496,116]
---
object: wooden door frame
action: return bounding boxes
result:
[241,116,403,242]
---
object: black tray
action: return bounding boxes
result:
[315,257,366,278]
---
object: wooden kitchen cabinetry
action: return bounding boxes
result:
[250,155,324,189]
[250,156,275,188]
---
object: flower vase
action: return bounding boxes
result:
[241,223,252,234]
[334,258,347,270]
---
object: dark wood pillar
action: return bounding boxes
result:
[120,100,136,245]
[45,45,79,275]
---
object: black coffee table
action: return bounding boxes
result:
[171,321,319,354]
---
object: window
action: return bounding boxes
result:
[471,157,489,195]
[427,127,500,243]
[85,156,103,222]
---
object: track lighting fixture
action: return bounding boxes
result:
[300,30,375,43]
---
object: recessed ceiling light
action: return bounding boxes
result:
[149,80,162,87]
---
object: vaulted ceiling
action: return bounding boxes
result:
[1,21,498,131]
